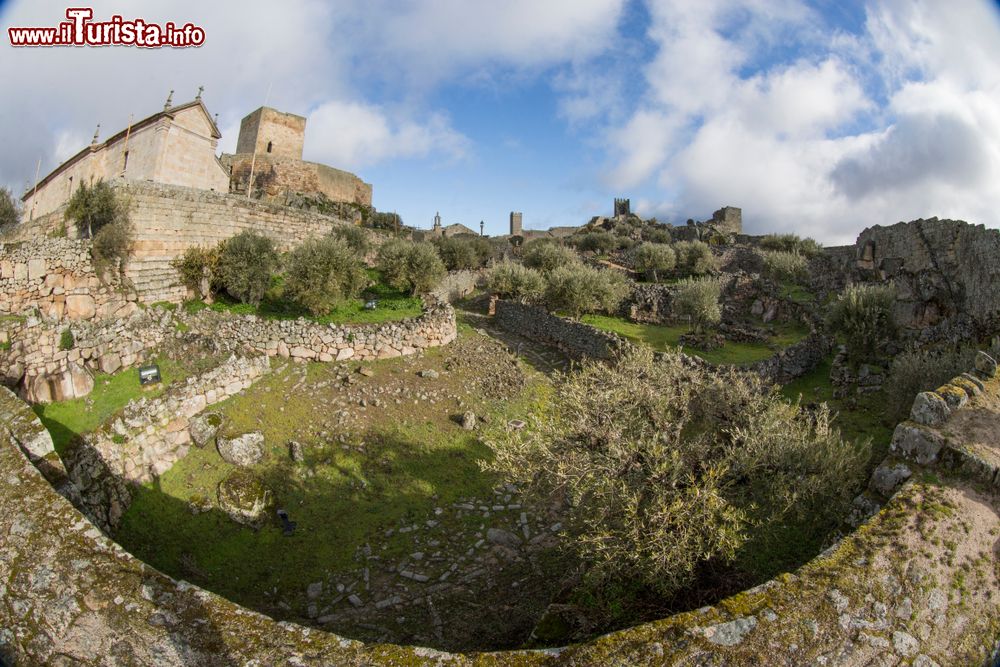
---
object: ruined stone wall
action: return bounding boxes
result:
[431,269,484,303]
[181,299,456,363]
[493,301,627,360]
[0,237,137,321]
[226,154,373,207]
[61,354,270,532]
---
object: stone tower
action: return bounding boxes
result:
[614,198,631,218]
[433,212,442,235]
[235,107,306,160]
[710,206,742,234]
[510,211,523,236]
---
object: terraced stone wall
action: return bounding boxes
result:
[494,300,628,360]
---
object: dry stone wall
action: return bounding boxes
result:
[0,237,137,321]
[494,300,628,360]
[6,307,174,403]
[61,354,270,532]
[182,299,456,363]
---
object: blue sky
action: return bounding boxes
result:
[2,1,999,244]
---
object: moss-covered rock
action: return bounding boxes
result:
[217,468,273,528]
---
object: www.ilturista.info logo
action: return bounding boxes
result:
[8,8,206,48]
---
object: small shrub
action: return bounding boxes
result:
[886,346,978,420]
[544,264,629,318]
[760,250,808,284]
[572,231,617,254]
[59,328,74,351]
[283,236,368,316]
[521,240,579,274]
[330,225,371,255]
[633,242,676,282]
[673,276,722,333]
[487,260,545,303]
[173,246,220,296]
[642,227,672,244]
[65,180,124,238]
[217,231,279,306]
[827,283,898,362]
[673,240,717,277]
[758,233,823,257]
[91,220,133,276]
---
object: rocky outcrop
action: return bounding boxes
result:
[855,218,1000,338]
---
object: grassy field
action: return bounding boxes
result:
[32,358,190,454]
[186,270,423,325]
[580,314,810,366]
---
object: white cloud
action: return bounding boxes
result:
[597,0,1000,244]
[306,101,470,169]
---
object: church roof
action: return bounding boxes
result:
[23,98,222,201]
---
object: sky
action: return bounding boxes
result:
[1,1,998,245]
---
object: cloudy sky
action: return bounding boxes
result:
[1,0,998,244]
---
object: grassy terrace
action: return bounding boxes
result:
[32,357,192,455]
[183,270,423,326]
[581,313,810,366]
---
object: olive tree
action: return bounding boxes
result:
[284,236,369,316]
[65,179,124,238]
[487,260,545,303]
[217,230,279,306]
[673,240,717,277]
[673,276,722,333]
[544,264,629,318]
[522,240,579,273]
[0,187,19,231]
[377,239,446,295]
[483,346,866,596]
[633,242,676,281]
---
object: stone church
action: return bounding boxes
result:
[22,94,371,220]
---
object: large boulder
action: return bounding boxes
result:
[217,431,265,467]
[65,294,96,320]
[217,469,273,528]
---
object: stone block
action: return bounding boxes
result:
[99,353,122,375]
[869,463,912,497]
[890,423,944,465]
[975,351,997,378]
[909,392,951,426]
[65,294,96,320]
[27,258,46,281]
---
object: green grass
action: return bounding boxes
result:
[581,314,791,366]
[0,341,10,352]
[186,270,423,326]
[780,282,815,303]
[115,356,554,618]
[32,358,187,455]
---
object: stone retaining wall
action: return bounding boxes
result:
[6,307,174,402]
[2,354,998,664]
[431,269,484,303]
[182,299,456,363]
[61,354,270,533]
[0,237,136,320]
[494,300,627,360]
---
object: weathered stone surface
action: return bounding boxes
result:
[65,294,97,320]
[910,392,951,426]
[289,440,305,462]
[890,423,945,464]
[190,413,223,448]
[975,351,997,378]
[869,463,912,497]
[217,432,265,467]
[217,469,272,527]
[702,616,757,647]
[486,528,521,549]
[461,411,477,430]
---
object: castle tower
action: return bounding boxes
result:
[613,198,631,218]
[510,211,523,236]
[433,212,442,235]
[235,107,306,160]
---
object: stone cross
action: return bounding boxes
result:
[163,89,174,110]
[196,85,204,101]
[91,124,100,145]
